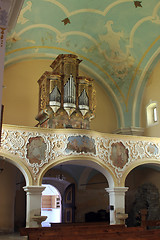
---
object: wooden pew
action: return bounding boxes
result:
[20,226,160,240]
[50,221,125,233]
[20,222,125,240]
[20,223,146,240]
[38,230,160,240]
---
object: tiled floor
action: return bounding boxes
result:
[0,233,27,239]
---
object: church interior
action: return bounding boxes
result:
[0,0,160,238]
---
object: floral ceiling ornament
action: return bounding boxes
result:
[61,17,70,25]
[134,1,143,8]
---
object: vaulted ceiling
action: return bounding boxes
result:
[5,0,160,129]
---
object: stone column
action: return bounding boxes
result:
[106,187,128,225]
[23,186,45,227]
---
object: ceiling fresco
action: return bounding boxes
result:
[4,0,160,129]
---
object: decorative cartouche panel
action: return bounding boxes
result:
[1,125,160,185]
[36,54,96,130]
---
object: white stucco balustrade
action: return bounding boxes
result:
[1,124,160,187]
[1,124,160,226]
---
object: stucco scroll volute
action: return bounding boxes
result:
[2,126,160,185]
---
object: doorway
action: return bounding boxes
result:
[41,184,62,226]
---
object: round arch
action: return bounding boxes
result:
[38,156,117,188]
[5,52,122,129]
[0,152,33,186]
[132,49,160,127]
[121,158,160,186]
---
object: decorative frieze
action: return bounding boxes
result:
[1,125,160,184]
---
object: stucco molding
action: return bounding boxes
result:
[1,124,160,185]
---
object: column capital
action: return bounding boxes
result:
[105,187,128,194]
[113,127,144,136]
[105,187,128,224]
[23,185,45,195]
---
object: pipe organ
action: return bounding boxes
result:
[36,54,96,129]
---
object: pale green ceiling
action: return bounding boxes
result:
[5,0,160,128]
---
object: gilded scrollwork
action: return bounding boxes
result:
[40,83,47,110]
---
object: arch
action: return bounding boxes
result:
[5,53,123,128]
[38,156,117,188]
[121,159,160,186]
[132,49,160,127]
[0,152,33,185]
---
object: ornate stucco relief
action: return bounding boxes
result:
[17,1,32,25]
[1,126,160,184]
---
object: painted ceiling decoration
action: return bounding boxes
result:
[4,0,160,129]
[134,1,143,8]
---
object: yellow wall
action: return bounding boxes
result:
[3,59,117,133]
[141,60,160,137]
[3,60,51,127]
[90,81,117,133]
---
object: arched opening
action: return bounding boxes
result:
[41,184,62,226]
[125,163,160,227]
[0,158,26,233]
[141,59,160,137]
[41,160,111,223]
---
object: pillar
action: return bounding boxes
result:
[23,186,45,227]
[106,187,128,225]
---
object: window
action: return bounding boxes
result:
[146,102,158,127]
[153,107,158,122]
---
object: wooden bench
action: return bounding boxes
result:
[20,226,160,240]
[50,221,125,233]
[20,223,146,240]
[37,230,160,240]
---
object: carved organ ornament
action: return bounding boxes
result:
[36,54,96,129]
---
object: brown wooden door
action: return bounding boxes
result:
[62,183,75,223]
